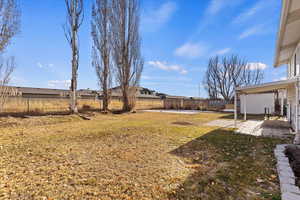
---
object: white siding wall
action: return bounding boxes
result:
[286,83,299,131]
[286,43,300,131]
[240,93,275,114]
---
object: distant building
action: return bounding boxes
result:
[102,86,162,99]
[3,86,98,99]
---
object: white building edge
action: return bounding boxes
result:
[239,93,276,115]
[235,0,300,143]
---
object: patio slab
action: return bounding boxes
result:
[205,119,242,128]
[142,110,213,114]
[205,119,293,138]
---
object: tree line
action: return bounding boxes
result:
[0,0,265,113]
[0,0,144,113]
[66,0,143,113]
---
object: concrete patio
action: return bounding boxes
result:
[205,119,293,139]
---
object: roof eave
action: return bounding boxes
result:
[236,78,298,94]
[274,0,290,68]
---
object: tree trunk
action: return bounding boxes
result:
[64,0,83,114]
[70,13,78,114]
[70,78,78,113]
[102,84,109,112]
[70,47,78,113]
[122,85,131,111]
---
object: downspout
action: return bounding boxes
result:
[244,94,247,121]
[295,78,300,144]
[234,92,238,128]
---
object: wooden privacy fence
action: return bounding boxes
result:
[2,96,164,115]
[107,97,164,110]
[2,96,228,115]
[163,98,227,111]
[3,97,100,114]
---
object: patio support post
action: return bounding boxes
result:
[296,83,299,132]
[295,82,299,144]
[281,90,284,116]
[244,94,247,121]
[234,92,237,128]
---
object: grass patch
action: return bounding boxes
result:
[0,112,290,199]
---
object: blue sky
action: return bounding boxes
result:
[7,0,286,97]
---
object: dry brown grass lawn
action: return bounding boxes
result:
[0,112,290,200]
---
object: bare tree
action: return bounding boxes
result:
[0,0,20,111]
[204,55,264,102]
[64,0,84,113]
[91,0,112,112]
[0,57,16,111]
[110,0,144,112]
[0,0,20,52]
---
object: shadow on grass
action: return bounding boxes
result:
[220,113,265,121]
[168,128,288,200]
[0,108,101,118]
[111,110,130,114]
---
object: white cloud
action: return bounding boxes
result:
[206,0,226,15]
[37,62,43,68]
[37,62,55,71]
[148,61,188,75]
[247,62,268,70]
[233,1,264,24]
[215,48,231,55]
[142,1,177,32]
[174,43,207,58]
[206,0,242,15]
[238,24,264,39]
[48,80,71,89]
[273,77,287,81]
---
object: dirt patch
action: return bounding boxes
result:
[285,145,300,187]
[172,121,195,126]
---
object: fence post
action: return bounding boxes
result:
[27,98,30,114]
[181,99,184,110]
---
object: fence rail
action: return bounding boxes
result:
[2,96,229,115]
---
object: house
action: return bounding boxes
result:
[4,86,98,99]
[235,0,300,143]
[7,86,70,98]
[103,86,161,99]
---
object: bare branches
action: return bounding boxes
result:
[0,0,20,52]
[0,0,20,112]
[64,0,84,113]
[91,0,112,112]
[0,55,14,84]
[110,0,143,111]
[0,56,16,111]
[204,55,264,101]
[64,0,84,49]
